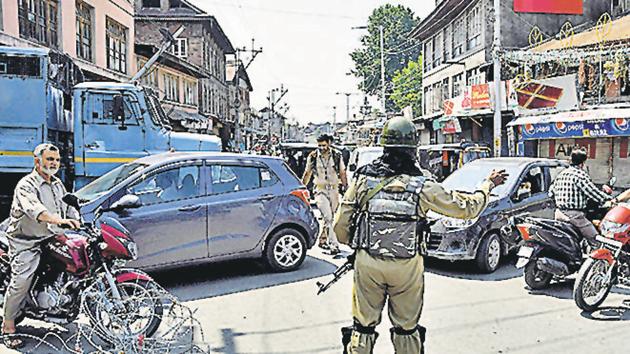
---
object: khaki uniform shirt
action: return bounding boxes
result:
[6,170,79,242]
[305,150,345,190]
[334,174,493,245]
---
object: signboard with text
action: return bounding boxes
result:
[514,0,583,15]
[520,118,630,140]
[471,84,491,109]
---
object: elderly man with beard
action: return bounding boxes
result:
[1,143,80,349]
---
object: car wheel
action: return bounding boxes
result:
[265,229,307,272]
[475,233,501,273]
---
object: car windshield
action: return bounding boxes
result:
[357,149,383,168]
[462,149,491,164]
[442,161,522,197]
[75,162,148,202]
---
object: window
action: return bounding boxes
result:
[106,17,127,73]
[18,0,59,48]
[76,1,93,62]
[452,73,464,97]
[443,26,451,62]
[136,58,158,88]
[466,5,482,50]
[210,165,277,194]
[163,73,180,102]
[102,95,140,125]
[170,38,188,58]
[129,165,202,205]
[183,80,197,105]
[514,166,545,201]
[433,33,442,68]
[142,0,161,8]
[0,54,41,77]
[423,40,433,72]
[452,16,465,58]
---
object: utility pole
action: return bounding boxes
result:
[236,38,263,70]
[379,25,386,117]
[267,85,288,143]
[336,92,359,122]
[492,0,502,157]
[233,38,262,151]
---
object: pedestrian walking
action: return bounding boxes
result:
[333,116,508,354]
[302,134,347,255]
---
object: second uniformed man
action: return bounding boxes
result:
[333,117,508,354]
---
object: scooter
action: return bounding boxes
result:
[504,187,614,290]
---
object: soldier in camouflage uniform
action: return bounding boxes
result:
[333,117,508,354]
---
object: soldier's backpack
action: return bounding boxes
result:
[351,175,428,258]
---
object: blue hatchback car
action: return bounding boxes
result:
[74,152,319,272]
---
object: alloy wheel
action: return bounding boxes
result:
[273,234,304,268]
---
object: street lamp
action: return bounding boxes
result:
[351,25,386,116]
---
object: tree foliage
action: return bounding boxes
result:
[350,5,421,106]
[390,57,423,117]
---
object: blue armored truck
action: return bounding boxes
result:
[0,46,221,216]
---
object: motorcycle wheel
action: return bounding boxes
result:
[524,262,552,290]
[86,279,163,344]
[573,258,615,312]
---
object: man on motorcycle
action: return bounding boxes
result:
[550,148,618,247]
[1,143,80,349]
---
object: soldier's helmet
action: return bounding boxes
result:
[379,116,418,148]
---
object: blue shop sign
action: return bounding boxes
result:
[520,118,630,140]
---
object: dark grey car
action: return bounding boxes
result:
[75,152,319,272]
[427,157,569,273]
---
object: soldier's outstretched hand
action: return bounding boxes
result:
[488,169,509,188]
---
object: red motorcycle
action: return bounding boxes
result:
[0,194,162,343]
[573,201,630,311]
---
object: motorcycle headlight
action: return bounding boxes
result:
[600,220,630,237]
[127,241,138,260]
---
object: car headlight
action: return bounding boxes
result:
[442,217,477,229]
[127,241,138,260]
[599,220,630,237]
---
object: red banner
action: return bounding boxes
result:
[514,0,583,15]
[471,84,491,109]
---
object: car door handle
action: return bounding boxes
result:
[179,205,202,212]
[258,194,275,201]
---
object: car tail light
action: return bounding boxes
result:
[516,224,532,241]
[291,189,310,206]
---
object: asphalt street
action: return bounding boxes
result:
[11,246,630,354]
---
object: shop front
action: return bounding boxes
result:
[509,107,630,187]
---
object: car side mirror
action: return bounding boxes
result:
[112,95,127,131]
[515,188,531,202]
[609,176,617,186]
[348,163,357,172]
[108,194,142,212]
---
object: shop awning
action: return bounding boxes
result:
[508,107,630,140]
[508,107,630,126]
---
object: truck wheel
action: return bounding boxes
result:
[265,229,307,272]
[475,233,501,273]
[524,261,552,290]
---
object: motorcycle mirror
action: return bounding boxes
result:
[609,176,617,186]
[62,194,80,209]
[109,194,142,212]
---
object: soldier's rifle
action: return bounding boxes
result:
[316,253,355,295]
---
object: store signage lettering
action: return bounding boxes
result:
[514,0,583,15]
[471,84,491,109]
[520,118,630,140]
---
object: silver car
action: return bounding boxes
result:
[75,152,319,272]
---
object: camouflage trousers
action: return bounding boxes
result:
[348,250,425,354]
[314,187,340,249]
